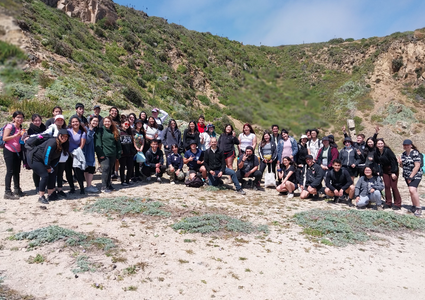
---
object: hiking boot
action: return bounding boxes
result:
[4,191,19,200]
[127,181,135,186]
[47,192,58,201]
[146,177,151,181]
[57,190,67,198]
[14,189,27,197]
[392,205,401,211]
[80,189,85,195]
[108,185,116,191]
[38,195,49,204]
[312,194,320,201]
[287,193,294,199]
[329,196,338,204]
[414,208,422,217]
[68,188,76,194]
[382,204,392,209]
[121,182,129,186]
[236,189,246,195]
[347,199,353,207]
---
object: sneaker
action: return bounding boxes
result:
[127,181,135,186]
[80,189,85,195]
[346,199,354,207]
[47,192,58,201]
[121,182,129,186]
[57,190,67,198]
[101,188,112,194]
[85,186,99,193]
[382,204,392,209]
[156,177,162,183]
[146,177,151,181]
[356,205,366,210]
[111,174,118,181]
[108,185,116,191]
[287,193,294,199]
[38,195,49,204]
[414,208,422,217]
[392,205,401,211]
[253,182,261,191]
[170,181,175,185]
[4,191,19,200]
[376,205,383,211]
[236,189,246,195]
[14,189,27,197]
[312,194,320,201]
[68,188,76,194]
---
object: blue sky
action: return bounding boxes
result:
[114,0,425,46]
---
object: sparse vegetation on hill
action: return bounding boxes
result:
[0,0,425,135]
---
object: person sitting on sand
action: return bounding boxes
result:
[183,140,207,180]
[354,166,384,210]
[143,140,166,183]
[236,146,262,190]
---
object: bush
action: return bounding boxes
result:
[415,85,425,98]
[392,57,403,73]
[137,77,147,88]
[294,209,425,246]
[198,95,211,105]
[328,38,345,44]
[172,214,269,234]
[10,98,57,118]
[123,86,144,106]
[177,64,187,74]
[0,41,27,63]
[38,72,55,88]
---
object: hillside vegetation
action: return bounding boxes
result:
[1,0,425,135]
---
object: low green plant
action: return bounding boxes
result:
[172,214,269,234]
[294,209,425,247]
[0,41,27,63]
[27,254,45,264]
[10,99,57,118]
[84,196,171,217]
[72,255,96,273]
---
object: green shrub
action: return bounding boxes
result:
[198,95,210,105]
[38,73,55,88]
[84,196,171,217]
[10,99,57,118]
[415,85,425,98]
[328,38,345,44]
[172,214,269,234]
[5,83,38,100]
[392,57,403,73]
[294,209,425,246]
[123,86,143,106]
[345,38,355,42]
[137,77,147,88]
[0,41,27,63]
[177,65,187,74]
[72,255,96,274]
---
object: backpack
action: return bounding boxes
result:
[185,174,204,188]
[24,134,54,168]
[0,123,16,148]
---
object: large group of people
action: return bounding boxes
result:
[1,104,423,217]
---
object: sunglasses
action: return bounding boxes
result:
[124,122,130,126]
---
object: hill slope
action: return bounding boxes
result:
[1,0,425,141]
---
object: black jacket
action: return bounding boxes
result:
[325,168,353,192]
[31,138,61,169]
[299,163,324,188]
[204,147,226,173]
[258,142,277,161]
[296,143,309,165]
[182,129,200,151]
[218,133,239,153]
[144,148,164,168]
[374,147,398,174]
[166,152,183,170]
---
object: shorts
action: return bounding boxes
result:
[406,178,421,188]
[223,150,235,159]
[84,166,95,174]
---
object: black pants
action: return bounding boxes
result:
[3,148,21,192]
[56,162,66,188]
[65,155,85,191]
[100,156,116,189]
[135,161,142,177]
[260,160,277,175]
[32,171,40,189]
[236,170,262,184]
[119,156,134,183]
[31,161,56,191]
[142,165,166,177]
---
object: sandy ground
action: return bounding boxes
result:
[1,160,425,300]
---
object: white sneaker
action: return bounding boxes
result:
[287,193,294,199]
[170,181,175,185]
[86,186,99,193]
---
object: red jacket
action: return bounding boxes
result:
[197,123,206,133]
[316,146,339,168]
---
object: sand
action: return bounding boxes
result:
[1,160,425,300]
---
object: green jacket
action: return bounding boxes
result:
[95,127,122,159]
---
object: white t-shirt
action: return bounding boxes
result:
[199,132,211,151]
[239,133,255,151]
[144,124,159,141]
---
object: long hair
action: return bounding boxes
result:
[261,131,271,148]
[224,124,233,135]
[243,123,255,135]
[56,134,69,155]
[147,116,158,129]
[68,117,87,134]
[134,121,146,138]
[168,119,178,139]
[376,138,393,151]
[282,156,296,169]
[103,116,120,141]
[188,121,198,134]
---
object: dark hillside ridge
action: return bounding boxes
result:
[1,0,425,136]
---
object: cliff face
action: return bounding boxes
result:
[41,0,118,24]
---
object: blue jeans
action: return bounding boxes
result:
[208,168,242,191]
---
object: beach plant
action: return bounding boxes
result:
[172,214,269,234]
[294,209,425,247]
[72,255,96,274]
[84,196,171,217]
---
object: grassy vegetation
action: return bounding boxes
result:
[172,214,269,234]
[84,196,171,217]
[0,1,423,133]
[294,209,425,247]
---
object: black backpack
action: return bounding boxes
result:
[185,174,204,188]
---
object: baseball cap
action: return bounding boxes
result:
[55,114,64,120]
[93,105,101,109]
[58,128,69,136]
[305,155,314,160]
[151,108,159,113]
[403,139,413,145]
[300,134,308,139]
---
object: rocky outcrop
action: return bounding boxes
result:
[41,0,117,24]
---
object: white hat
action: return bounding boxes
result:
[300,134,308,139]
[55,114,64,120]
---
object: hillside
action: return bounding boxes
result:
[1,0,425,142]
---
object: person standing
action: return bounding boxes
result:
[399,139,423,216]
[69,103,88,126]
[218,124,240,170]
[163,119,182,156]
[238,123,257,156]
[66,117,87,194]
[88,105,103,125]
[95,116,122,193]
[119,121,136,186]
[2,111,26,199]
[277,129,298,164]
[375,138,401,210]
[83,116,99,193]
